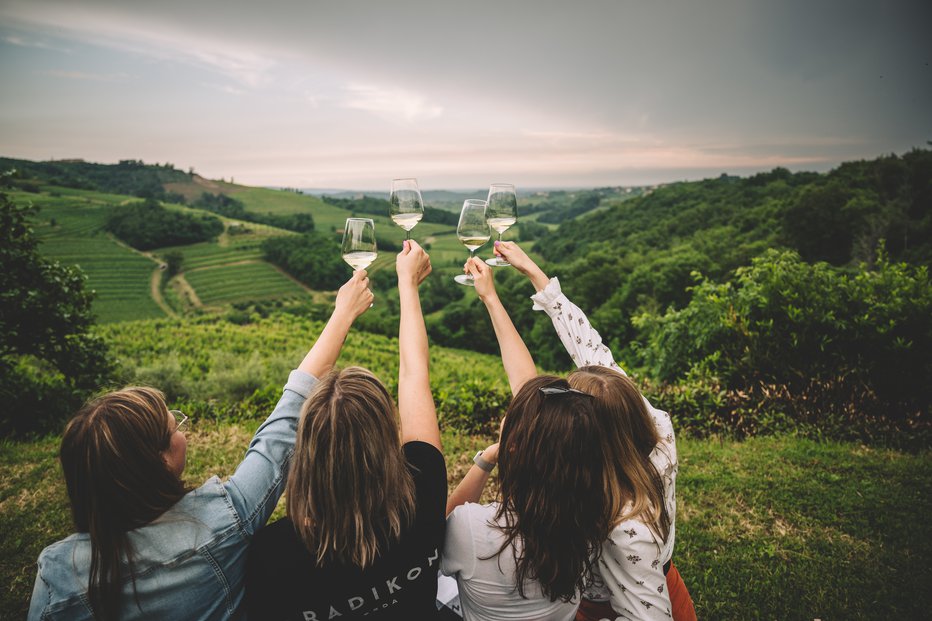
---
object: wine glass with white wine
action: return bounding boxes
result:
[485,183,518,267]
[389,178,424,240]
[454,199,490,287]
[341,218,378,271]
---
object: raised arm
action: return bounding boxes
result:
[396,240,441,450]
[227,271,373,534]
[495,241,624,373]
[299,270,374,378]
[466,257,537,394]
[446,441,499,515]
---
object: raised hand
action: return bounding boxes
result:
[334,270,374,319]
[494,241,549,291]
[397,239,432,286]
[465,257,497,301]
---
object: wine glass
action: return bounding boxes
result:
[341,218,378,271]
[454,199,491,287]
[485,183,518,267]
[389,178,424,240]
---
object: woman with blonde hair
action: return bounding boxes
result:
[28,271,374,621]
[245,240,446,620]
[492,241,695,621]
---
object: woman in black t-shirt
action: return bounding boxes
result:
[246,241,446,621]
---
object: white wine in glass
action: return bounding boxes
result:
[341,218,378,271]
[485,183,518,267]
[454,199,490,287]
[389,178,425,240]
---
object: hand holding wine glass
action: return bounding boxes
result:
[334,270,374,318]
[397,239,432,287]
[454,199,490,287]
[485,183,518,267]
[389,178,425,240]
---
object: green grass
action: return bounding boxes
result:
[3,431,928,619]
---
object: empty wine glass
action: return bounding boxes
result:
[341,218,378,271]
[454,199,490,287]
[389,178,424,240]
[485,183,518,267]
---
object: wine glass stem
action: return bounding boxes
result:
[405,230,410,241]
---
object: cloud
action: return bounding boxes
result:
[43,69,129,82]
[1,4,277,88]
[344,84,443,122]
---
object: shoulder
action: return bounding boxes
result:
[252,516,298,548]
[403,440,445,470]
[404,441,447,490]
[448,502,498,536]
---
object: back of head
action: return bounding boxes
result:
[568,366,670,540]
[60,386,188,621]
[286,367,415,568]
[495,375,611,602]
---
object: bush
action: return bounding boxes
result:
[434,380,511,434]
[106,199,223,250]
[634,248,932,438]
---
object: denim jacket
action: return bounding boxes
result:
[27,369,317,621]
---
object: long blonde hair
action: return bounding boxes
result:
[285,367,416,568]
[568,366,671,542]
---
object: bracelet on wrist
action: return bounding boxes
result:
[473,450,496,473]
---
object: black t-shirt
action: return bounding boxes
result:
[245,441,447,621]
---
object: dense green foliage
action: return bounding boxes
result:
[194,192,316,232]
[105,198,224,250]
[0,192,113,435]
[0,157,190,202]
[632,250,931,443]
[322,194,459,225]
[261,231,348,290]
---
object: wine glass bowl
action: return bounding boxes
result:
[485,183,518,267]
[389,178,425,240]
[454,199,491,287]
[341,218,378,271]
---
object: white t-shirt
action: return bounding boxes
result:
[441,502,580,621]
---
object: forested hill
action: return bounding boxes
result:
[0,157,196,201]
[539,149,931,269]
[517,149,932,349]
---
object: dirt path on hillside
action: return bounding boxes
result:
[173,275,204,309]
[149,269,177,317]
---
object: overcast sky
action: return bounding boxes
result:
[1,0,929,190]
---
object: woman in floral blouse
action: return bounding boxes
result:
[490,241,696,621]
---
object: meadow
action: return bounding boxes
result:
[2,313,929,619]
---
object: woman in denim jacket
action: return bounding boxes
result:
[27,271,374,621]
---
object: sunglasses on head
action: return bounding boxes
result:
[538,386,592,398]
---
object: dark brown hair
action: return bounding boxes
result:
[569,366,671,542]
[494,375,611,602]
[286,367,416,568]
[60,386,188,621]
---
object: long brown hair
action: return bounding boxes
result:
[569,366,671,542]
[494,375,611,602]
[60,386,188,621]
[286,367,416,568]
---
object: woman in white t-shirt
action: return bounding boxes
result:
[443,257,618,621]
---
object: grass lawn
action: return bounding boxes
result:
[2,430,928,619]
